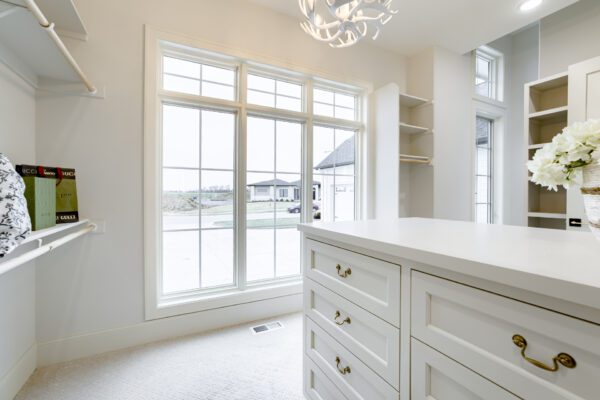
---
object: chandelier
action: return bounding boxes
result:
[299,0,397,48]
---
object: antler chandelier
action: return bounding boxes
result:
[299,0,397,48]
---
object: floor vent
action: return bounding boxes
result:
[250,321,284,334]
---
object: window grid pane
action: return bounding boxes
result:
[475,116,493,224]
[163,56,236,101]
[313,87,357,121]
[161,105,236,295]
[247,73,303,112]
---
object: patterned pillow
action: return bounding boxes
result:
[0,154,31,257]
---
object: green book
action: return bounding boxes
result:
[16,165,56,231]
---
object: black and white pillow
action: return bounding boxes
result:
[0,154,31,258]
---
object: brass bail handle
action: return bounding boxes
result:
[334,310,351,326]
[512,334,577,372]
[335,356,351,375]
[336,264,352,278]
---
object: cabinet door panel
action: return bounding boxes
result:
[411,339,519,400]
[568,56,600,230]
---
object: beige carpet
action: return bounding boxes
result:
[17,313,304,400]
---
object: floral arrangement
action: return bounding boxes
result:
[528,119,600,191]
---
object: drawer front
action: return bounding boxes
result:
[305,356,349,400]
[411,338,519,400]
[412,271,600,400]
[304,239,401,327]
[305,316,399,400]
[304,278,400,390]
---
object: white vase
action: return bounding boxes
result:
[582,163,600,241]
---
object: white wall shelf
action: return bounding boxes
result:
[528,106,568,122]
[399,93,429,108]
[0,220,96,277]
[527,212,567,219]
[400,154,431,165]
[0,0,97,95]
[399,122,429,135]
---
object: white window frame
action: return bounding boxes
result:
[474,46,505,104]
[144,27,368,320]
[472,100,505,225]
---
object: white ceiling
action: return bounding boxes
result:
[246,0,579,55]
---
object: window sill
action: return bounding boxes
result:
[145,279,303,321]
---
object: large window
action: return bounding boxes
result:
[145,34,365,319]
[475,116,493,224]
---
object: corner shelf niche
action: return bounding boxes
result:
[525,72,569,230]
[374,83,434,219]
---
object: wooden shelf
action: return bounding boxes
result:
[528,143,548,150]
[21,219,90,245]
[528,106,568,122]
[400,154,431,165]
[399,93,429,108]
[399,122,429,135]
[528,72,568,92]
[527,212,567,219]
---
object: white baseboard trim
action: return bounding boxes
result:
[0,343,36,400]
[37,293,302,367]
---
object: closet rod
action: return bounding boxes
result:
[23,0,97,94]
[0,223,96,277]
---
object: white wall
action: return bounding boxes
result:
[506,26,540,226]
[540,0,600,76]
[432,47,473,221]
[34,0,407,354]
[0,63,37,399]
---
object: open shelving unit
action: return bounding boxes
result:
[0,220,96,277]
[0,0,98,96]
[525,72,569,230]
[374,83,434,219]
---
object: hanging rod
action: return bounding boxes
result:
[0,223,97,277]
[22,0,97,94]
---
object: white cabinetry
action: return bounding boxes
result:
[301,219,600,400]
[567,56,600,230]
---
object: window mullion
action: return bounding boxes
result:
[198,110,203,290]
[237,63,248,291]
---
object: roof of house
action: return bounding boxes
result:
[314,137,355,170]
[247,178,293,187]
[248,179,321,187]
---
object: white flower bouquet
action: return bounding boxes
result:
[528,119,600,191]
[528,119,600,240]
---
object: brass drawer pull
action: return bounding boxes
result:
[512,334,577,372]
[334,311,351,326]
[335,356,351,375]
[336,264,352,278]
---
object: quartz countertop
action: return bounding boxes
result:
[298,218,600,310]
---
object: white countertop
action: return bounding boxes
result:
[298,218,600,310]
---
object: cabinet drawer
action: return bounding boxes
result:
[411,338,519,400]
[412,271,600,400]
[304,239,401,327]
[305,316,399,400]
[304,278,400,390]
[305,356,349,400]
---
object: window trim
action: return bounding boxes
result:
[472,100,505,225]
[144,26,368,320]
[473,45,505,104]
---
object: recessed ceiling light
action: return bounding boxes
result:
[520,0,543,12]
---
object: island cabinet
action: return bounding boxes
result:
[299,218,600,400]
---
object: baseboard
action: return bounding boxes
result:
[37,293,302,367]
[0,343,36,400]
